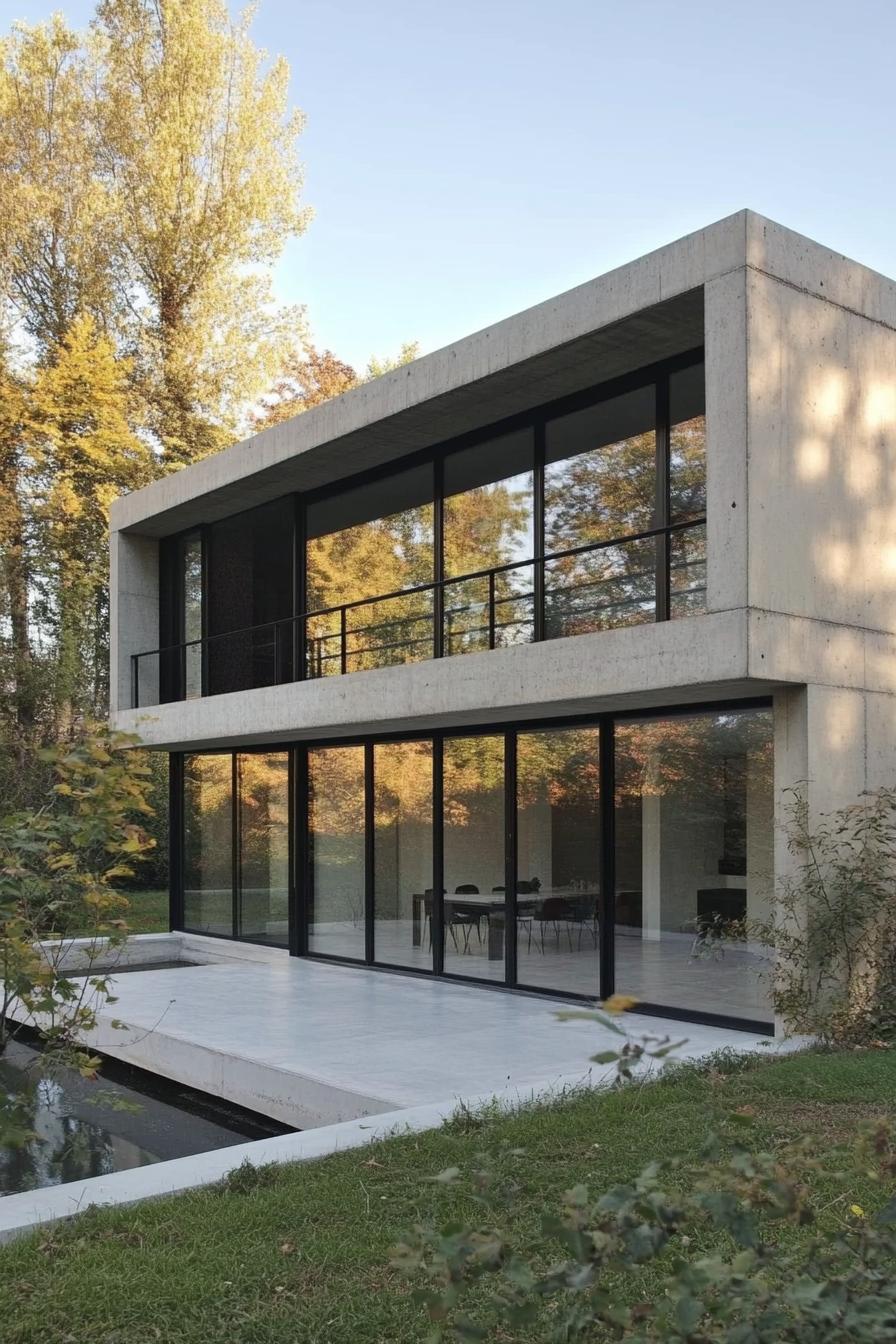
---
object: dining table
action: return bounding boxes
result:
[411,889,600,960]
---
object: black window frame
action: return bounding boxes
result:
[150,347,705,704]
[171,692,773,1036]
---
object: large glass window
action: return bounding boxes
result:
[669,363,707,617]
[442,735,506,980]
[306,465,434,676]
[176,692,775,1031]
[307,745,366,959]
[153,358,708,711]
[443,431,535,655]
[183,754,233,935]
[373,740,433,970]
[614,708,773,1022]
[206,498,295,695]
[237,753,290,946]
[182,533,203,699]
[544,387,656,638]
[516,727,601,997]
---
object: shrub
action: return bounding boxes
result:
[0,724,154,1144]
[752,787,896,1044]
[393,1117,896,1342]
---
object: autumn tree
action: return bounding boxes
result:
[30,314,155,729]
[94,0,310,464]
[257,340,420,428]
[0,2,310,781]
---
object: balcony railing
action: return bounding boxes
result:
[130,518,706,709]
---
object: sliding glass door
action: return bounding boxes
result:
[307,746,366,959]
[614,708,773,1021]
[237,752,290,944]
[182,750,290,946]
[177,699,774,1027]
[372,740,433,970]
[442,735,507,981]
[516,727,601,997]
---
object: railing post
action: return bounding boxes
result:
[488,570,496,650]
[131,654,139,709]
[340,606,348,675]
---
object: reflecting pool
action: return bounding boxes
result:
[0,1038,292,1196]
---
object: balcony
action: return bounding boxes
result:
[131,518,706,709]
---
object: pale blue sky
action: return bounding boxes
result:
[14,0,896,367]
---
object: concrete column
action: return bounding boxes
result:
[110,530,160,717]
[704,265,749,615]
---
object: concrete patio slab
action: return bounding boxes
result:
[77,934,775,1128]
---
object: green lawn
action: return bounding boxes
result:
[1,1048,894,1343]
[116,887,169,935]
[63,888,170,939]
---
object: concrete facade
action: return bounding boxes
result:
[109,209,896,1026]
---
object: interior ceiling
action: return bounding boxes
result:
[135,287,704,537]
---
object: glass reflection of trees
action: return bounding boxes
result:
[307,501,434,676]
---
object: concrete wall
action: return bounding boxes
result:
[110,531,159,718]
[746,267,896,633]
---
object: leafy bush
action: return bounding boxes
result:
[0,724,155,1144]
[751,787,896,1043]
[394,1116,896,1342]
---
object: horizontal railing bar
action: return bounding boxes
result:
[134,517,706,663]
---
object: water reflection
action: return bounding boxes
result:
[0,1040,283,1196]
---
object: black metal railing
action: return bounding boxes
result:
[131,518,706,709]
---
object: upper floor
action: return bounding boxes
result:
[111,210,896,749]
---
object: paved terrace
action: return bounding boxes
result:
[75,934,775,1128]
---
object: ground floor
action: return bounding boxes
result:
[170,697,775,1031]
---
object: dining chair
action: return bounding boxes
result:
[446,885,483,951]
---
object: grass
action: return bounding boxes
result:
[116,887,169,935]
[61,888,170,939]
[0,1047,894,1343]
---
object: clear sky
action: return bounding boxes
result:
[13,0,896,368]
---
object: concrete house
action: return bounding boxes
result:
[109,211,896,1036]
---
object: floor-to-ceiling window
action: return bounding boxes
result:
[442,735,507,981]
[183,754,233,935]
[669,363,707,616]
[305,465,434,676]
[372,740,433,970]
[614,708,773,1022]
[544,388,657,638]
[516,727,601,997]
[237,753,290,944]
[442,431,535,654]
[306,745,366,958]
[175,700,774,1027]
[182,750,291,946]
[151,355,708,711]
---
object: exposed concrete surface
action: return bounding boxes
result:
[62,937,773,1129]
[114,610,766,750]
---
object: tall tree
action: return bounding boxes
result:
[30,313,155,730]
[94,0,310,463]
[0,15,118,351]
[0,16,119,750]
[0,1,311,765]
